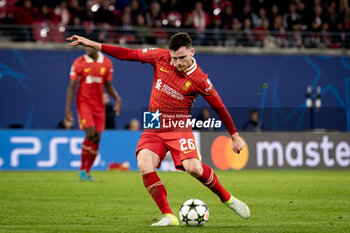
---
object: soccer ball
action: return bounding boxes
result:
[179,199,209,226]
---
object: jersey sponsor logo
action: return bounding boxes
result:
[161,84,184,100]
[182,81,192,91]
[100,67,106,75]
[155,78,184,100]
[155,79,162,90]
[84,68,91,72]
[160,67,169,73]
[86,75,103,84]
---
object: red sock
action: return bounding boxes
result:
[86,142,99,173]
[142,172,172,215]
[80,139,92,171]
[197,164,231,202]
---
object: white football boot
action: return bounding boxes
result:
[225,195,251,219]
[151,213,179,227]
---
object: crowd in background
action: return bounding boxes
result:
[1,0,350,48]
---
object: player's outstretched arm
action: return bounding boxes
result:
[101,44,140,61]
[67,36,140,61]
[66,35,102,51]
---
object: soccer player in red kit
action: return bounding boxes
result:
[65,46,122,181]
[67,32,250,225]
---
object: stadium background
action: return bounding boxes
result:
[0,50,348,130]
[1,48,349,171]
[0,1,349,232]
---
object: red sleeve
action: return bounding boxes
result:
[105,58,113,82]
[187,72,237,135]
[70,59,81,80]
[203,93,237,135]
[136,48,168,65]
[101,44,140,61]
[101,44,168,65]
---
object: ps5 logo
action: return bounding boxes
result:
[3,136,100,168]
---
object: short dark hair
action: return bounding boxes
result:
[168,32,192,51]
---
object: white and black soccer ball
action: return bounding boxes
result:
[179,199,209,226]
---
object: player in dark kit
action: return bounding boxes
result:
[65,46,122,181]
[67,32,250,225]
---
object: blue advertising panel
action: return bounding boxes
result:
[0,130,141,170]
[0,49,349,131]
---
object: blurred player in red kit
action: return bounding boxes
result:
[65,45,122,181]
[67,32,250,224]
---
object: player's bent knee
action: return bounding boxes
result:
[182,158,203,177]
[137,150,158,175]
[92,136,100,144]
[86,135,94,142]
[137,158,148,174]
[137,160,155,175]
[184,163,203,178]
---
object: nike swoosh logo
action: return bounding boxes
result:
[160,67,169,73]
[184,150,194,154]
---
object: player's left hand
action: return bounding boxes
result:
[114,99,122,116]
[230,132,245,154]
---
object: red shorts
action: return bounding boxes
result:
[77,104,105,132]
[136,130,201,170]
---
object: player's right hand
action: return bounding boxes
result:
[65,109,74,123]
[114,99,122,116]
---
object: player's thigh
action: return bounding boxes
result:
[163,131,201,170]
[137,149,161,174]
[93,111,105,133]
[77,108,94,130]
[136,132,167,174]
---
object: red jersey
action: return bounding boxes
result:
[135,48,214,115]
[101,45,237,134]
[70,52,113,111]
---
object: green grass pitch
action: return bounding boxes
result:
[0,170,349,233]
